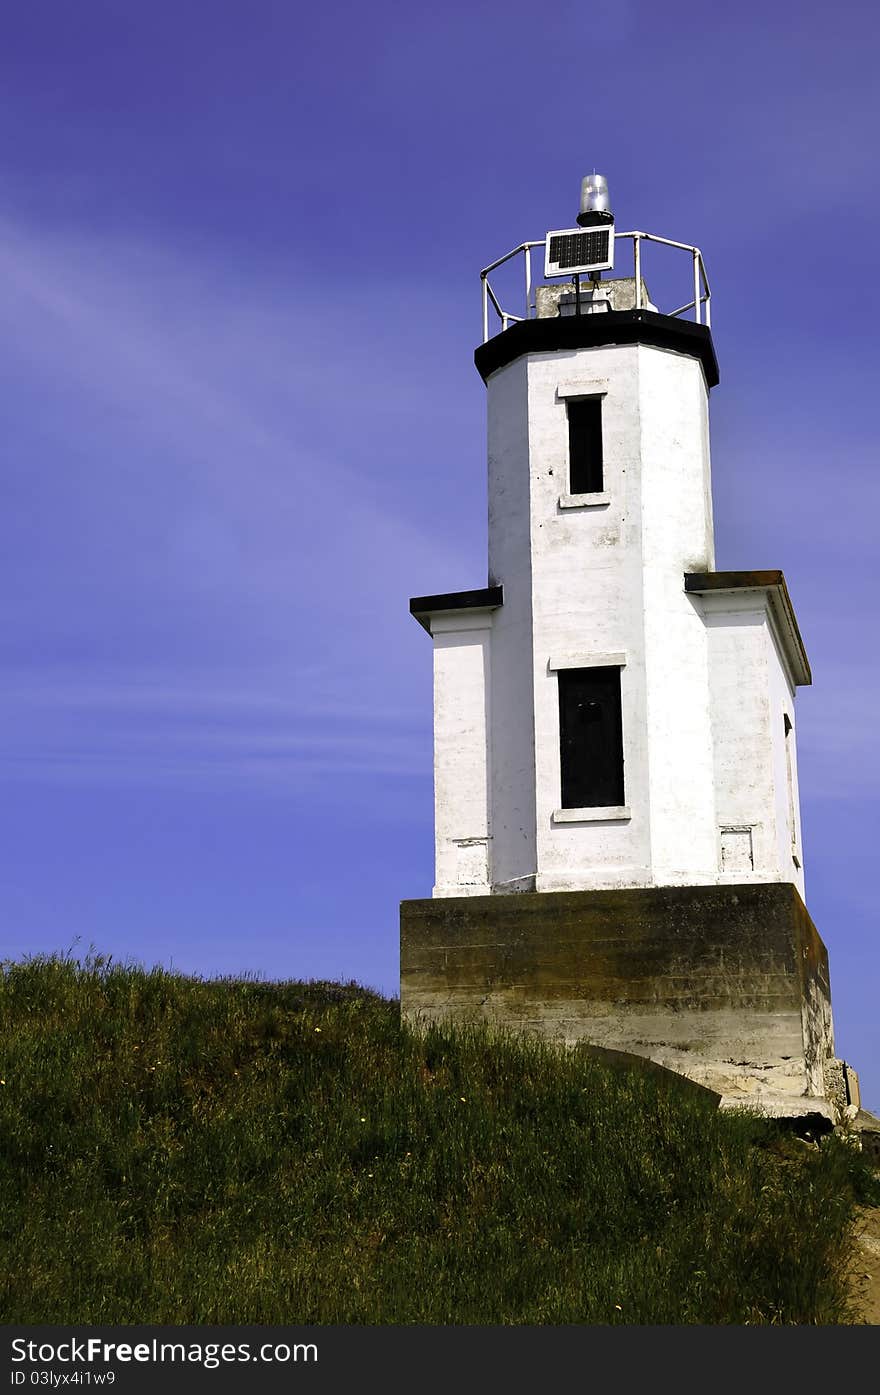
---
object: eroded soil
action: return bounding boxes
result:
[851,1204,880,1323]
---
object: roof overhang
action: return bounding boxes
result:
[685,570,811,687]
[474,309,719,389]
[409,585,503,635]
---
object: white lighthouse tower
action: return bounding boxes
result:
[402,175,854,1119]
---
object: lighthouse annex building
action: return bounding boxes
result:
[401,176,856,1118]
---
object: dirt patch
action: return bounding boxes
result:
[850,1205,880,1323]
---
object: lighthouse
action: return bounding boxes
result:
[401,175,857,1119]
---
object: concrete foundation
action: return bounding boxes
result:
[400,881,836,1109]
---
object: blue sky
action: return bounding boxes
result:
[1,2,877,1107]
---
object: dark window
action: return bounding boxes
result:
[558,666,624,808]
[567,397,603,494]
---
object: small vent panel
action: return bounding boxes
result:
[545,226,614,277]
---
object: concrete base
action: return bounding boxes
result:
[718,1095,835,1125]
[400,881,836,1110]
[853,1110,880,1165]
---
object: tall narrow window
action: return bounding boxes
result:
[558,666,624,808]
[567,397,603,494]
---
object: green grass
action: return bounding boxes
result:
[1,953,876,1324]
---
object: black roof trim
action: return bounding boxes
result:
[409,585,503,634]
[474,309,719,388]
[685,569,786,594]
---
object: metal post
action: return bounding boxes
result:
[693,250,701,326]
[481,277,489,344]
[524,245,532,320]
[634,236,642,310]
[574,273,581,315]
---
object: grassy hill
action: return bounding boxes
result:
[0,954,876,1324]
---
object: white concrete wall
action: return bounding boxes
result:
[767,622,807,899]
[430,613,492,897]
[522,345,652,890]
[486,357,537,890]
[490,343,717,892]
[703,601,777,877]
[431,334,807,899]
[637,350,717,882]
[700,592,804,891]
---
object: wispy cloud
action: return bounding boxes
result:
[0,217,472,790]
[0,664,429,790]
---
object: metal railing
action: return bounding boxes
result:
[479,230,711,344]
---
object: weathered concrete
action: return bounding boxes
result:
[431,612,493,896]
[416,330,813,901]
[535,277,654,316]
[571,1041,721,1106]
[401,881,835,1107]
[854,1110,880,1165]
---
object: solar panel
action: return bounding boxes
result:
[544,226,614,278]
[549,231,609,268]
